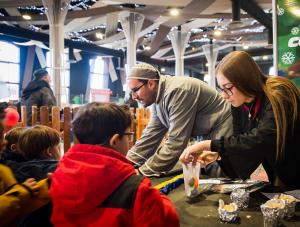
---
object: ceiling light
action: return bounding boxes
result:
[95,32,104,39]
[243,45,249,50]
[262,55,268,60]
[169,8,180,16]
[22,14,31,20]
[213,30,222,37]
[161,68,166,72]
[144,46,151,51]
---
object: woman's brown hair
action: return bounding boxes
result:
[18,125,60,159]
[216,51,300,161]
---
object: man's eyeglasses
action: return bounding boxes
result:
[123,132,134,142]
[218,85,234,97]
[131,81,148,95]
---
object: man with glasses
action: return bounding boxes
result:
[127,63,233,177]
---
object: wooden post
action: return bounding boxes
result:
[72,107,80,145]
[40,106,49,126]
[135,108,151,140]
[51,106,60,132]
[32,106,38,126]
[21,106,27,127]
[63,107,71,153]
[129,107,136,146]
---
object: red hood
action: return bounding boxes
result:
[50,144,136,214]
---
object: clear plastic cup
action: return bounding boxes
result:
[182,161,201,198]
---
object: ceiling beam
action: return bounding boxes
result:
[234,0,272,29]
[0,0,41,8]
[0,23,123,57]
[0,6,122,21]
[177,47,273,67]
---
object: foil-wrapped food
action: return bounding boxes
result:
[276,194,297,218]
[218,199,239,222]
[260,199,285,227]
[230,188,250,210]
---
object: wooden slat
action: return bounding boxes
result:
[31,106,38,126]
[51,106,60,132]
[129,107,136,146]
[63,107,71,153]
[135,108,151,140]
[40,106,49,126]
[21,106,27,127]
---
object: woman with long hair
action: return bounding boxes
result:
[180,51,300,188]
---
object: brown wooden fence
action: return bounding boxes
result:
[19,106,77,153]
[17,106,151,153]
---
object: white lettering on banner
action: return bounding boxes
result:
[288,37,300,47]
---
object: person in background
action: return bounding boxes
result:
[1,127,26,162]
[3,125,60,226]
[50,102,179,227]
[0,121,48,226]
[3,106,20,132]
[4,125,60,182]
[180,51,300,188]
[0,164,40,226]
[21,69,57,125]
[126,63,232,177]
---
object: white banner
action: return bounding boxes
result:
[108,58,118,82]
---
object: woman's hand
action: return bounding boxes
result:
[180,140,212,165]
[198,151,220,166]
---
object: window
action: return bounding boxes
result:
[46,51,70,105]
[89,56,105,89]
[89,57,111,102]
[0,41,20,101]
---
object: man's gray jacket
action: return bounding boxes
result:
[127,75,232,176]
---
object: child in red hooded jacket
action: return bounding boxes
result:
[50,102,179,227]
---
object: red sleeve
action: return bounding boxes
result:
[133,178,180,227]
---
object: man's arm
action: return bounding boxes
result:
[127,106,167,167]
[138,88,200,176]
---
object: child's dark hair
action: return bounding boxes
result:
[72,102,132,145]
[5,127,26,149]
[0,121,4,135]
[18,125,60,159]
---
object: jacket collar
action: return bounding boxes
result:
[155,75,166,104]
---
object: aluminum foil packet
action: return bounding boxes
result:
[218,199,239,222]
[230,188,250,209]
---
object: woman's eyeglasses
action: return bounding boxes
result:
[218,85,234,97]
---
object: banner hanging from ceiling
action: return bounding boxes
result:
[277,0,300,87]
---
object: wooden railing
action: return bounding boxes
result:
[20,106,77,153]
[18,106,151,153]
